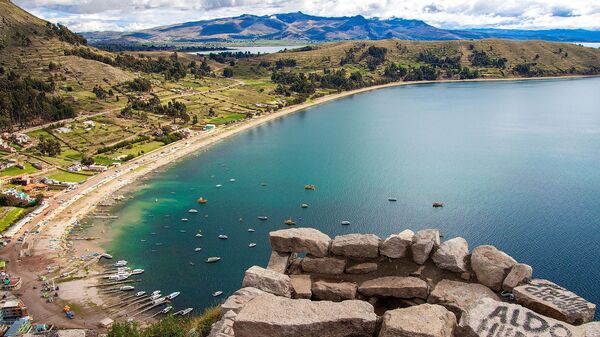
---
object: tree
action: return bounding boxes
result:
[81,155,94,166]
[222,68,234,78]
[37,136,61,156]
[192,115,198,125]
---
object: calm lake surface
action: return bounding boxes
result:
[189,45,305,55]
[101,77,600,315]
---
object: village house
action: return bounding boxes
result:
[0,291,29,323]
[85,164,108,172]
[82,120,95,128]
[0,141,15,153]
[11,134,29,146]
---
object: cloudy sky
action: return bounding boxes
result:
[14,0,600,32]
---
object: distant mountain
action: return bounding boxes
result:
[82,12,600,45]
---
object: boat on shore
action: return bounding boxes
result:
[206,257,221,263]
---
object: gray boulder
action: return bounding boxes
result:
[470,245,517,291]
[266,251,293,274]
[502,263,533,291]
[290,274,312,299]
[513,279,596,325]
[432,237,469,273]
[427,279,500,319]
[269,228,332,257]
[208,310,236,337]
[358,276,429,299]
[312,280,358,301]
[220,287,267,315]
[458,298,584,337]
[379,229,414,259]
[411,229,441,264]
[379,304,456,337]
[234,293,377,337]
[346,262,378,274]
[582,322,600,337]
[242,266,292,297]
[301,255,346,274]
[331,234,381,258]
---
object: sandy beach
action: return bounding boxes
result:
[1,74,596,328]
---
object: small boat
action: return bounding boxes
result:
[181,218,189,222]
[176,308,193,316]
[206,256,221,263]
[257,216,268,221]
[212,291,223,297]
[189,262,195,266]
[284,218,296,225]
[166,292,180,300]
[260,182,267,186]
[196,233,203,238]
[248,243,257,248]
[155,199,158,203]
[140,239,146,242]
[432,202,444,208]
[108,273,130,281]
[247,228,255,232]
[160,306,173,314]
[198,197,208,204]
[388,197,398,202]
[150,294,161,301]
[114,260,128,267]
[188,209,198,213]
[131,269,144,275]
[101,253,113,259]
[194,247,202,252]
[341,221,350,225]
[136,291,146,297]
[151,290,161,296]
[304,184,316,190]
[301,203,308,208]
[218,235,228,240]
[229,178,236,182]
[215,184,222,188]
[180,230,187,233]
[120,286,135,291]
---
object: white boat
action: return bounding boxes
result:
[151,290,161,296]
[161,306,173,314]
[218,235,228,239]
[388,197,398,202]
[212,291,223,297]
[248,243,257,248]
[341,221,350,225]
[196,233,203,238]
[166,292,180,300]
[136,291,146,297]
[257,216,268,221]
[181,218,189,222]
[150,294,161,301]
[247,228,255,232]
[102,253,113,259]
[117,267,131,272]
[108,273,130,281]
[131,269,144,275]
[176,308,193,316]
[215,184,222,188]
[120,286,135,291]
[206,257,221,263]
[194,247,202,252]
[180,230,187,233]
[229,178,236,182]
[188,209,198,213]
[114,260,128,267]
[153,297,166,305]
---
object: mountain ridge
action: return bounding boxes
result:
[81,11,600,45]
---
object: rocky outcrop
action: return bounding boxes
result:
[208,310,236,337]
[331,234,381,258]
[432,237,469,273]
[502,263,533,291]
[270,228,331,257]
[458,298,584,337]
[379,304,456,337]
[266,251,293,274]
[220,287,267,315]
[234,293,377,337]
[301,255,346,274]
[513,279,596,325]
[427,279,500,319]
[242,266,292,297]
[470,245,517,291]
[582,322,600,337]
[290,275,312,299]
[358,276,429,299]
[345,262,378,274]
[411,229,441,264]
[379,229,414,259]
[312,280,357,301]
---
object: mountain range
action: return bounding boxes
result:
[82,12,600,45]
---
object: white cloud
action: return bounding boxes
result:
[13,0,600,32]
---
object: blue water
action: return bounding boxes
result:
[189,45,305,55]
[101,77,600,316]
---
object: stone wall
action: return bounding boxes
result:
[209,227,597,337]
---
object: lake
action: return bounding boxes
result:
[189,45,305,55]
[99,77,600,316]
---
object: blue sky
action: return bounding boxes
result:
[14,0,600,32]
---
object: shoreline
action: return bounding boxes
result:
[2,74,598,327]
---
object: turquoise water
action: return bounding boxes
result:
[103,77,600,315]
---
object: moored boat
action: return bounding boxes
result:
[301,203,308,208]
[195,233,203,238]
[114,260,127,267]
[257,216,268,220]
[181,218,189,222]
[388,197,398,202]
[212,291,223,297]
[120,286,135,291]
[206,257,221,263]
[131,269,144,275]
[304,184,316,190]
[247,228,255,232]
[136,291,146,297]
[160,306,173,314]
[284,218,296,225]
[188,209,198,213]
[176,308,193,316]
[218,235,228,239]
[166,292,180,300]
[194,247,202,252]
[198,197,208,204]
[248,243,257,248]
[341,221,350,225]
[432,202,444,208]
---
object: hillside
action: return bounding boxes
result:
[82,12,600,46]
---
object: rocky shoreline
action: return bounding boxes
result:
[208,228,597,337]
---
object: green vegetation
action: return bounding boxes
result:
[0,207,26,232]
[48,170,93,183]
[107,306,221,337]
[0,163,39,177]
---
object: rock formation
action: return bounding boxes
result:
[411,229,440,264]
[470,245,516,291]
